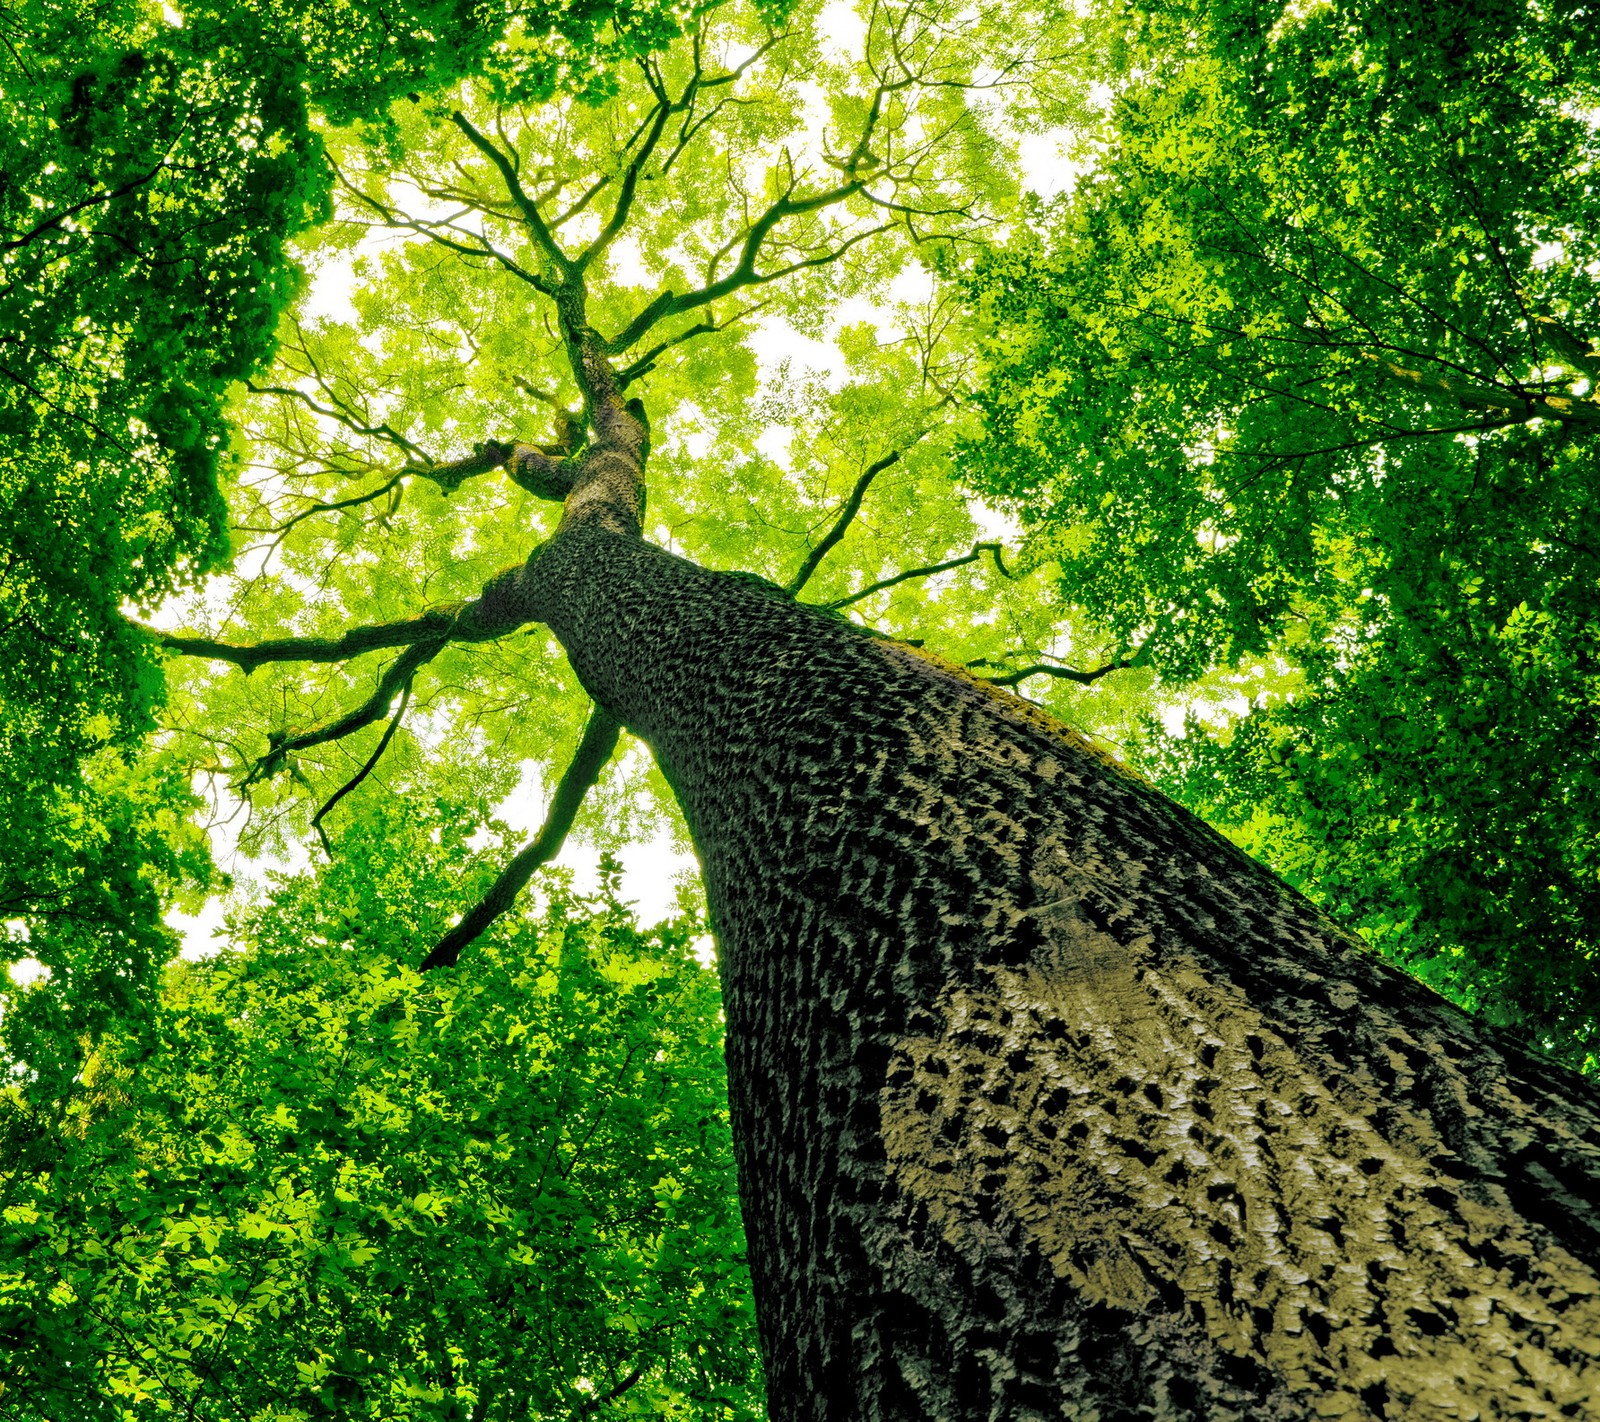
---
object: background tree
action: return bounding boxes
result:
[962,0,1600,1066]
[0,0,710,1110]
[1,804,760,1419]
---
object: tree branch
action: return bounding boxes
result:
[3,151,175,253]
[310,677,413,853]
[152,607,471,673]
[152,545,544,684]
[245,379,430,463]
[240,471,405,540]
[330,158,554,295]
[420,707,623,970]
[602,177,875,353]
[1531,312,1600,381]
[406,437,578,499]
[822,541,1014,610]
[1367,353,1600,425]
[451,112,572,277]
[503,443,580,501]
[615,298,774,388]
[248,639,444,786]
[573,1362,649,1418]
[787,435,929,596]
[969,657,1132,688]
[575,86,675,273]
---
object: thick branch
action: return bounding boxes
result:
[602,178,873,353]
[503,443,580,501]
[822,541,1014,610]
[153,608,468,673]
[249,640,443,786]
[451,112,571,277]
[415,440,516,495]
[154,550,542,679]
[420,707,623,970]
[390,437,579,501]
[970,657,1132,688]
[1369,354,1600,425]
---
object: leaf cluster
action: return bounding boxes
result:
[0,0,712,1118]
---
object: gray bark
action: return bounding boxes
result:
[484,400,1600,1421]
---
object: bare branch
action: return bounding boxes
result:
[151,607,469,672]
[311,677,414,853]
[420,706,623,970]
[969,657,1133,688]
[787,432,931,596]
[822,541,1014,610]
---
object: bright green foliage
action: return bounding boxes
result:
[0,751,213,1111]
[1,803,760,1420]
[159,0,1093,868]
[0,0,724,1112]
[962,0,1600,1063]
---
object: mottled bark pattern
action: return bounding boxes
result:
[492,406,1600,1420]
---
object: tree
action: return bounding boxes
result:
[8,0,1600,1417]
[0,0,704,1109]
[961,0,1600,1065]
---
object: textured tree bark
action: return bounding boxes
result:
[491,405,1600,1421]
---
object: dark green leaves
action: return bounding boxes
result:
[962,0,1600,1065]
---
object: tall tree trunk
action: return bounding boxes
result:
[495,426,1600,1420]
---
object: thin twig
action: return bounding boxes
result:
[823,541,1013,609]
